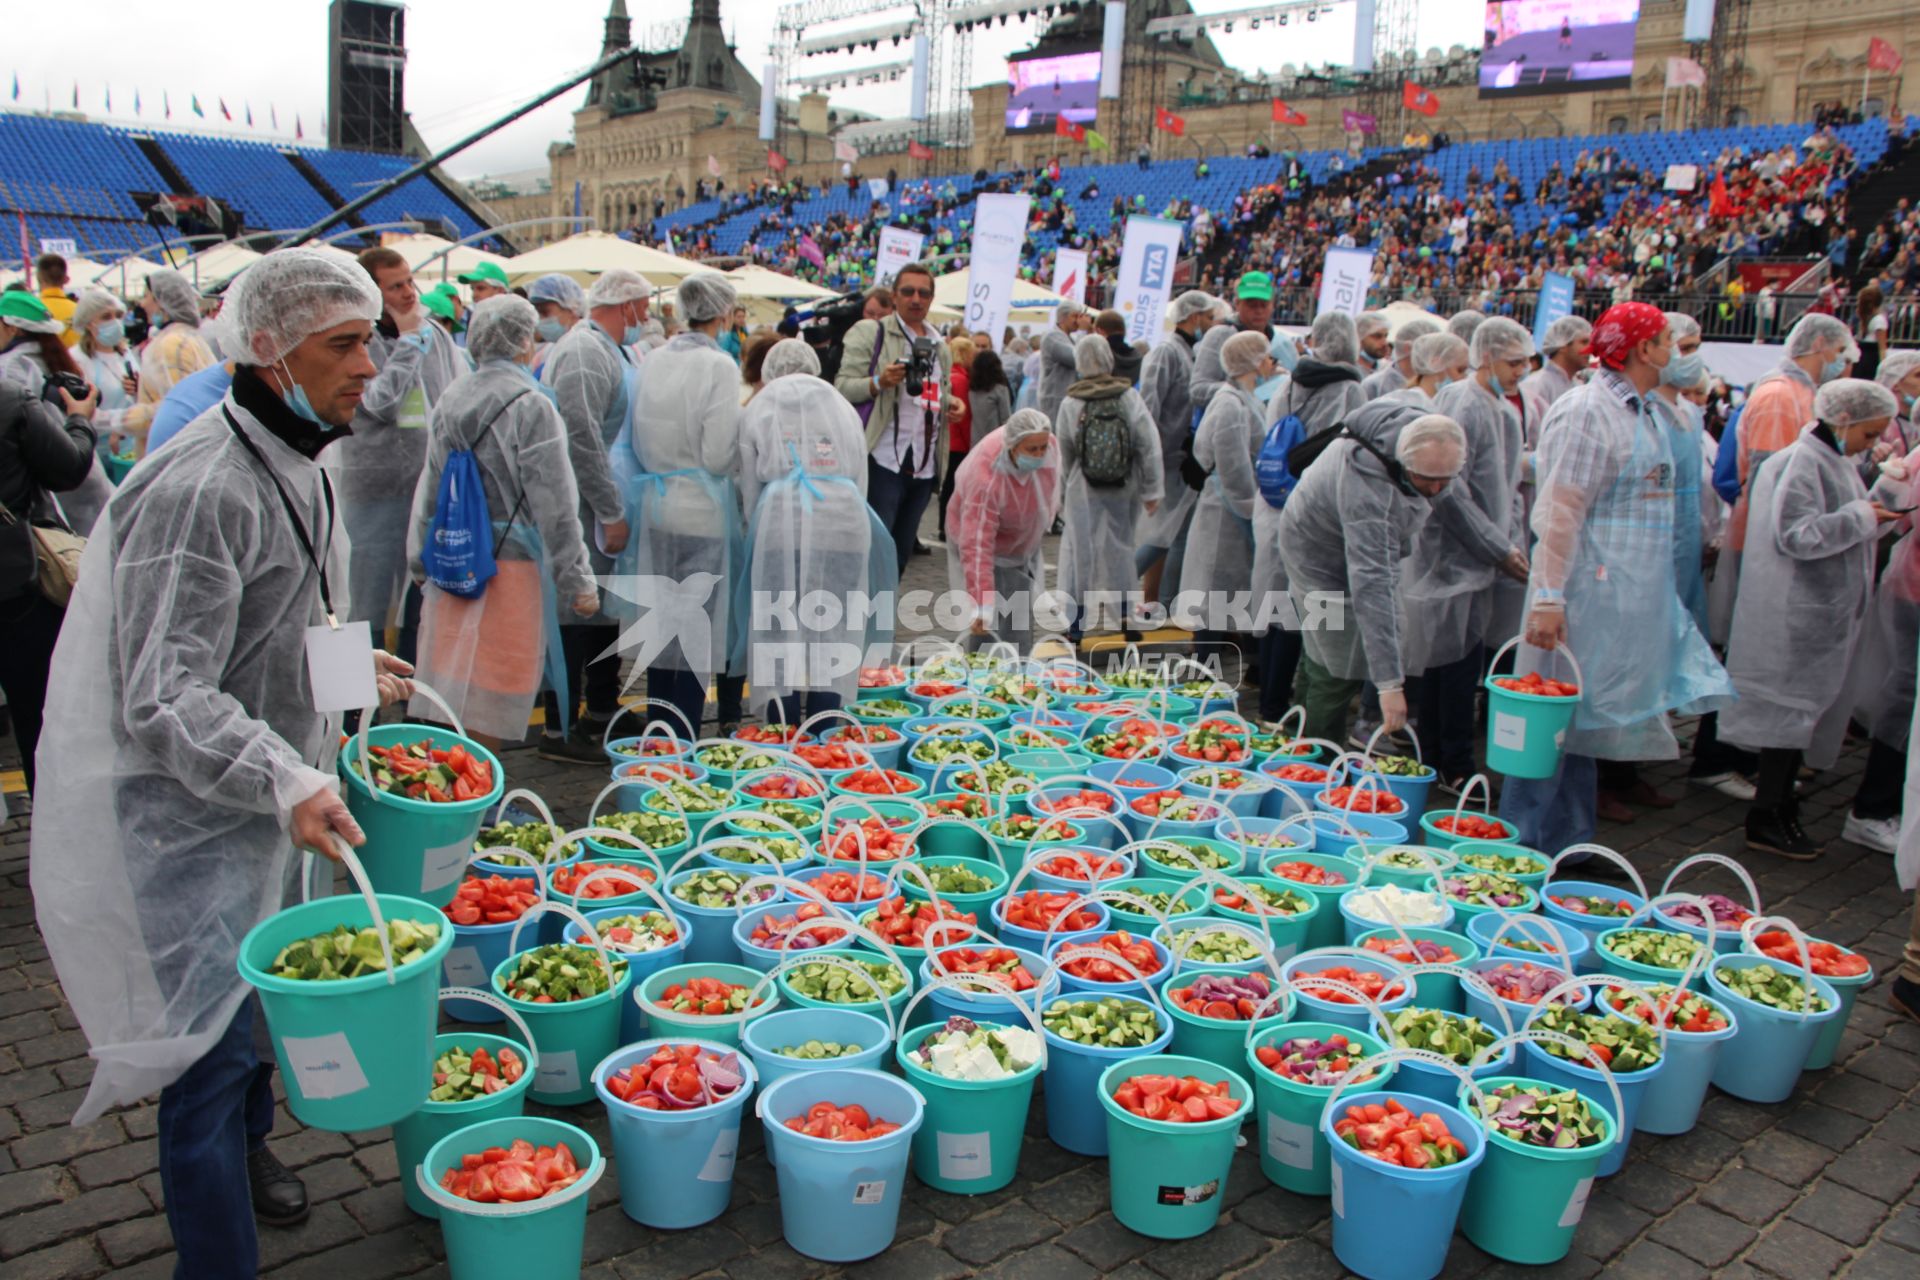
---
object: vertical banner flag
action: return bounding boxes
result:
[875,226,927,284]
[965,193,1032,353]
[1531,272,1577,351]
[1100,2,1127,99]
[707,153,723,177]
[1666,58,1707,89]
[1316,246,1375,319]
[868,177,890,198]
[572,180,582,219]
[759,63,778,141]
[1682,0,1715,43]
[909,140,934,160]
[1115,216,1186,348]
[909,34,930,121]
[1341,109,1377,135]
[1052,247,1090,306]
[1351,0,1377,73]
[834,138,859,163]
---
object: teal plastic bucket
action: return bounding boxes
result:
[1482,640,1582,778]
[417,1115,603,1280]
[1519,1040,1664,1178]
[1441,881,1540,935]
[1593,927,1707,992]
[827,768,929,804]
[642,782,733,844]
[1244,1021,1395,1194]
[1041,993,1175,1155]
[1175,764,1272,819]
[1374,1010,1515,1104]
[989,894,1110,952]
[593,1038,758,1228]
[1097,1053,1252,1239]
[758,1068,926,1261]
[1206,877,1322,962]
[238,886,454,1132]
[985,818,1084,875]
[1025,779,1127,848]
[1259,758,1335,816]
[896,1020,1043,1193]
[665,869,782,966]
[1418,809,1519,852]
[731,901,857,974]
[1026,848,1136,896]
[1132,835,1245,882]
[338,723,505,908]
[1215,813,1313,860]
[1705,955,1841,1103]
[1050,933,1173,999]
[1461,960,1591,1032]
[1004,748,1095,782]
[392,1021,535,1218]
[1452,842,1552,890]
[1353,929,1481,1012]
[1281,951,1415,1032]
[1457,1075,1618,1264]
[636,962,780,1050]
[1260,852,1362,951]
[1324,1089,1487,1280]
[491,939,632,1106]
[775,949,916,1030]
[1088,759,1178,795]
[918,944,1059,1025]
[1466,911,1593,971]
[1739,931,1872,1072]
[916,806,1002,861]
[1159,968,1294,1073]
[897,856,1010,917]
[1351,761,1438,823]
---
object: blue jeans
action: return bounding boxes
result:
[650,666,745,737]
[158,996,275,1280]
[867,458,937,576]
[1499,752,1598,856]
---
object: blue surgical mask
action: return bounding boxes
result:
[94,319,126,349]
[1012,451,1046,472]
[1270,334,1300,372]
[1662,352,1706,388]
[274,362,324,425]
[1488,373,1507,398]
[623,324,643,345]
[1819,355,1848,383]
[536,319,566,343]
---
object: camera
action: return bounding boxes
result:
[44,371,90,406]
[904,336,937,399]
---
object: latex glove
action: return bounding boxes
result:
[573,590,602,617]
[603,519,630,554]
[1525,604,1568,651]
[1379,688,1409,734]
[290,787,364,863]
[373,651,414,706]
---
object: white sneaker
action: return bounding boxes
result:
[1689,771,1757,801]
[1841,812,1899,854]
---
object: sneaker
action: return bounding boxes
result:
[1841,811,1899,854]
[1689,771,1757,801]
[1746,808,1818,861]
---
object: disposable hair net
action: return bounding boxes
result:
[230,248,381,367]
[1877,350,1920,392]
[1057,300,1086,326]
[762,337,821,381]
[1410,332,1467,377]
[1447,310,1486,343]
[679,271,739,324]
[1396,413,1467,476]
[1392,315,1442,356]
[1540,313,1592,354]
[467,295,539,363]
[586,268,654,308]
[1663,311,1703,343]
[1221,330,1269,378]
[1308,311,1359,365]
[1814,377,1898,428]
[1470,316,1534,367]
[146,269,203,327]
[1074,331,1114,377]
[1004,406,1052,445]
[1170,290,1217,323]
[1356,311,1391,340]
[527,273,586,315]
[73,288,121,333]
[1784,312,1856,360]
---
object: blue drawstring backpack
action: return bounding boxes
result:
[422,392,531,598]
[1255,385,1310,509]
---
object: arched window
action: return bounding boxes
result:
[1608,115,1629,133]
[1643,114,1662,132]
[1727,107,1751,127]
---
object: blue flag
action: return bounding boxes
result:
[1532,273,1577,352]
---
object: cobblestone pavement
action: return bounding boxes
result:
[4,536,1918,1277]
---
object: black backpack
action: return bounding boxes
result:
[1078,392,1136,488]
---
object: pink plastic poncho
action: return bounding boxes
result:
[945,424,1062,607]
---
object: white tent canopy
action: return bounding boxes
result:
[382,233,513,284]
[504,230,710,288]
[933,268,1068,332]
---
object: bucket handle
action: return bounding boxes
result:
[559,868,685,944]
[1087,881,1186,933]
[917,916,993,951]
[666,834,802,892]
[416,1131,606,1218]
[489,788,559,850]
[1272,705,1309,742]
[603,697,695,756]
[1018,842,1122,890]
[734,758,832,802]
[1486,634,1587,698]
[352,680,470,810]
[463,847,551,904]
[1138,791,1226,844]
[1048,943,1170,1018]
[1353,842,1454,888]
[435,987,544,1076]
[743,927,914,1042]
[1324,1047,1490,1121]
[1360,721,1427,769]
[1658,851,1764,920]
[551,827,668,884]
[898,973,1052,1070]
[1466,1026,1625,1150]
[1322,753,1401,815]
[794,706,880,768]
[504,900,618,991]
[1545,843,1649,900]
[1620,891,1721,990]
[1158,916,1285,987]
[1479,907,1578,962]
[1031,884,1120,949]
[1195,864,1309,925]
[305,835,397,984]
[733,890,858,952]
[1440,771,1496,827]
[1027,772,1128,823]
[1525,973,1671,1057]
[1728,915,1823,1020]
[713,801,816,874]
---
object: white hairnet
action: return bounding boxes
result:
[467,295,539,363]
[1222,330,1269,378]
[1074,332,1114,377]
[1392,315,1442,356]
[1308,311,1359,365]
[1813,377,1899,428]
[1396,413,1468,476]
[1056,300,1086,325]
[1877,350,1920,392]
[1004,406,1052,444]
[763,337,820,381]
[586,268,654,308]
[1783,312,1855,360]
[1539,314,1592,354]
[1663,311,1702,343]
[73,288,122,333]
[1470,315,1534,367]
[1447,310,1486,343]
[527,273,586,315]
[1170,290,1216,323]
[679,271,738,324]
[1410,332,1467,377]
[231,249,381,367]
[1356,311,1390,339]
[146,269,203,327]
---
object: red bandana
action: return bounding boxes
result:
[1588,302,1668,370]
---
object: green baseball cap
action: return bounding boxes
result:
[456,261,510,288]
[1236,271,1274,302]
[420,288,458,321]
[0,289,64,334]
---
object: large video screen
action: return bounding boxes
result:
[1006,49,1102,134]
[1480,0,1641,98]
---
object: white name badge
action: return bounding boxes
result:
[305,620,378,714]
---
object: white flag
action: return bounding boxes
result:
[1052,248,1089,306]
[1114,217,1185,348]
[834,138,859,163]
[1665,57,1707,89]
[964,194,1033,351]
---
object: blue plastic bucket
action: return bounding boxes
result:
[915,805,1001,861]
[1260,851,1362,951]
[1350,761,1438,823]
[1213,813,1313,861]
[897,1019,1044,1194]
[1519,1039,1665,1178]
[758,1067,926,1261]
[1540,879,1648,967]
[1281,951,1415,1032]
[1258,758,1335,816]
[1158,968,1295,1074]
[1176,764,1272,818]
[1103,878,1211,934]
[610,759,709,812]
[1311,811,1409,860]
[1025,848,1136,896]
[1122,796,1230,846]
[441,910,534,1025]
[1088,759,1178,796]
[636,961,781,1051]
[1040,994,1175,1155]
[989,894,1110,952]
[1592,984,1739,1136]
[1325,1089,1487,1280]
[914,944,1058,1026]
[1098,1053,1252,1239]
[1452,842,1552,889]
[1739,930,1872,1072]
[740,1007,892,1161]
[392,1000,536,1218]
[338,724,505,908]
[730,901,856,974]
[1131,835,1245,882]
[896,855,1010,917]
[1352,930,1481,1012]
[1705,955,1842,1104]
[1461,959,1590,1032]
[1025,780,1128,848]
[1244,1020,1395,1195]
[665,868,782,966]
[1418,808,1519,852]
[1466,911,1593,972]
[1373,1011,1515,1104]
[593,1038,757,1228]
[417,1115,604,1280]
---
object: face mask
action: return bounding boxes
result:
[273,361,324,426]
[1819,355,1848,383]
[536,319,566,343]
[1487,373,1507,398]
[1271,336,1300,373]
[623,324,643,345]
[1012,451,1046,472]
[94,319,126,349]
[1662,352,1706,388]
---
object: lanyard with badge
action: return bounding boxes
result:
[224,408,379,714]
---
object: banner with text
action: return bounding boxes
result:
[1315,247,1375,319]
[1531,272,1577,350]
[965,193,1033,348]
[760,64,778,141]
[876,226,927,285]
[1115,216,1186,348]
[1052,247,1090,305]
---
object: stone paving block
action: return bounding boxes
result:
[1023,1162,1107,1225]
[1,1183,149,1257]
[342,1185,418,1235]
[943,1202,1058,1265]
[1139,1219,1265,1278]
[1696,1094,1778,1141]
[841,1236,971,1280]
[0,1165,64,1216]
[256,1201,365,1271]
[97,1213,177,1268]
[1603,1238,1708,1280]
[263,1228,434,1279]
[69,1136,158,1189]
[354,1138,401,1185]
[1570,1189,1653,1261]
[1810,1070,1906,1120]
[15,1030,89,1069]
[1738,1130,1840,1185]
[1698,1166,1801,1225]
[719,1238,835,1280]
[1744,1220,1855,1277]
[1056,1211,1153,1272]
[1779,1100,1875,1150]
[1787,1177,1890,1246]
[1822,1137,1920,1202]
[1880,1201,1920,1251]
[971,1241,1101,1280]
[1606,1160,1695,1215]
[1647,1202,1758,1268]
[1643,1124,1742,1182]
[301,1155,377,1204]
[272,1124,356,1168]
[1846,1044,1920,1091]
[2,1237,109,1280]
[1850,1242,1920,1280]
[1478,1256,1603,1280]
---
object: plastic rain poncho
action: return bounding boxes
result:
[330,321,468,629]
[1847,528,1920,751]
[1180,382,1265,598]
[542,319,640,625]
[1362,361,1408,401]
[946,421,1062,649]
[1654,392,1711,633]
[1036,325,1080,423]
[1135,330,1202,548]
[0,343,114,535]
[735,370,897,705]
[1054,380,1163,628]
[406,360,594,739]
[1519,362,1579,446]
[611,331,745,681]
[1527,376,1732,759]
[1398,377,1524,674]
[30,387,349,1123]
[1721,425,1881,762]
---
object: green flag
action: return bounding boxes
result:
[1085,128,1108,151]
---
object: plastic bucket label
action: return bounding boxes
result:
[853,1180,888,1205]
[444,946,488,988]
[937,1131,990,1180]
[1559,1176,1595,1228]
[282,1032,370,1100]
[535,1049,580,1096]
[1265,1111,1313,1169]
[1492,713,1526,753]
[421,838,472,896]
[699,1129,738,1182]
[1158,1180,1219,1206]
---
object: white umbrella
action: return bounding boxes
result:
[933,268,1067,330]
[383,233,513,284]
[504,230,709,288]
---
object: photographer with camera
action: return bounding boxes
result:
[834,261,961,574]
[0,290,113,536]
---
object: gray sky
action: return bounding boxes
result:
[9,0,1486,179]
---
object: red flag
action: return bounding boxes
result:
[1154,106,1185,137]
[1271,98,1308,127]
[909,140,934,160]
[767,148,788,172]
[1869,38,1903,73]
[218,97,231,121]
[1402,80,1440,117]
[1055,113,1086,143]
[1708,174,1733,219]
